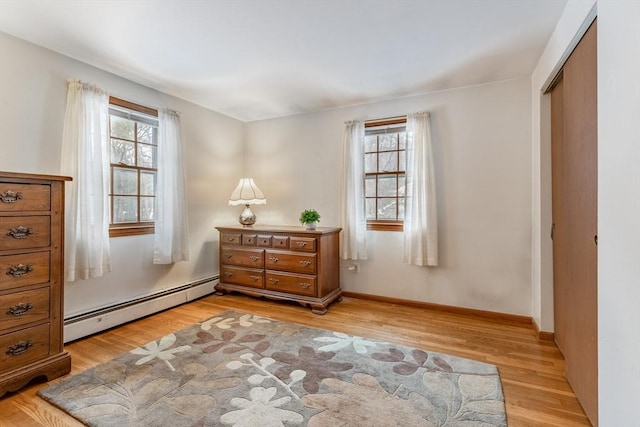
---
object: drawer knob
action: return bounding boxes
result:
[6,263,34,278]
[269,278,280,284]
[250,256,259,262]
[299,283,310,289]
[250,275,260,282]
[269,257,279,263]
[296,242,307,247]
[6,302,34,317]
[299,260,311,267]
[227,237,236,242]
[6,340,33,356]
[7,226,33,239]
[0,190,23,204]
[224,272,233,278]
[224,253,233,259]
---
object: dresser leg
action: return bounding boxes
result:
[311,305,328,315]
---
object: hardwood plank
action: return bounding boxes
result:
[0,294,590,426]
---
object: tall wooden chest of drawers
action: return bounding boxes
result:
[215,226,342,314]
[0,171,71,396]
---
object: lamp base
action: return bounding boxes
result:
[239,204,256,226]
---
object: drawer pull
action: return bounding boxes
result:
[6,263,34,278]
[227,237,236,242]
[224,272,233,278]
[6,302,34,317]
[6,340,33,356]
[224,254,233,259]
[269,278,280,284]
[299,283,310,289]
[250,256,259,262]
[299,260,312,267]
[0,190,23,204]
[269,257,279,263]
[7,226,33,239]
[250,275,260,282]
[296,242,307,248]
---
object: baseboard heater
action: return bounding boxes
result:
[63,275,219,343]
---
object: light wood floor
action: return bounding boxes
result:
[0,294,590,426]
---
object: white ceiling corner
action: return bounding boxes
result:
[0,0,567,122]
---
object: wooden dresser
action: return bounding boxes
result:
[0,172,71,397]
[215,225,342,314]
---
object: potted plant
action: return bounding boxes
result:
[299,209,321,230]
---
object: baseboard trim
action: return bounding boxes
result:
[341,291,532,325]
[532,318,555,341]
[64,276,219,343]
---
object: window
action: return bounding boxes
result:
[108,97,158,237]
[364,117,407,231]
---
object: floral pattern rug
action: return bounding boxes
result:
[39,310,507,426]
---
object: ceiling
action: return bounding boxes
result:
[0,0,567,122]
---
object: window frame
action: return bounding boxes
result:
[364,117,407,232]
[108,97,158,238]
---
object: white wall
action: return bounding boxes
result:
[597,2,640,425]
[245,78,533,316]
[0,33,244,317]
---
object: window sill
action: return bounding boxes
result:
[367,222,403,232]
[109,225,155,238]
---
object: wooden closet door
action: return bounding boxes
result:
[551,20,598,425]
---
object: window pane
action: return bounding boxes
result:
[137,123,157,144]
[378,174,397,197]
[140,197,155,221]
[399,149,406,172]
[366,198,376,220]
[398,197,405,219]
[113,196,138,223]
[378,198,397,219]
[140,171,155,196]
[365,135,377,152]
[110,116,135,140]
[138,144,157,168]
[113,167,138,195]
[364,153,377,173]
[379,151,398,172]
[365,176,376,197]
[398,175,406,197]
[399,132,406,150]
[111,139,135,165]
[379,133,397,151]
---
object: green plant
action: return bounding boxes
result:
[299,209,321,225]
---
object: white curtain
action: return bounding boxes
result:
[403,111,438,266]
[154,109,190,264]
[60,79,111,282]
[340,120,368,260]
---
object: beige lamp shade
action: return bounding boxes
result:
[228,178,267,206]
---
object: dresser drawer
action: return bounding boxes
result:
[0,216,51,250]
[0,323,50,373]
[272,236,289,249]
[290,237,317,252]
[0,183,50,212]
[221,248,264,268]
[265,251,316,274]
[257,235,272,247]
[266,272,316,297]
[0,287,50,331]
[220,233,241,246]
[0,251,50,291]
[241,234,257,246]
[221,266,264,288]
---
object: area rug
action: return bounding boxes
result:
[39,310,507,426]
